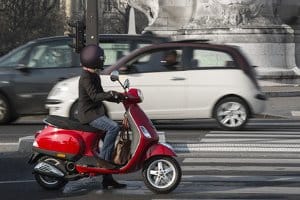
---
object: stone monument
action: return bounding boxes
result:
[129,0,300,83]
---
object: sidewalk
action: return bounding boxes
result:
[259,80,300,97]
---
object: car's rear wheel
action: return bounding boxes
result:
[0,94,13,124]
[213,97,249,130]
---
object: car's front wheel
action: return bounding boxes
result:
[213,97,249,130]
[0,94,15,124]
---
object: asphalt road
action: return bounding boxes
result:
[1,120,300,199]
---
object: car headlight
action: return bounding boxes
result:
[137,89,144,102]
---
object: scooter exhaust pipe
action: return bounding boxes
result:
[34,162,65,178]
[66,162,76,172]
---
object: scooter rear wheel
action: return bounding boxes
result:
[142,156,181,194]
[34,157,67,190]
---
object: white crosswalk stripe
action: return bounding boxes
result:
[161,130,300,199]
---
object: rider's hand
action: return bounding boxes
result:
[108,91,124,103]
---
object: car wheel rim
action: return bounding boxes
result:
[146,159,176,189]
[0,99,7,120]
[217,101,246,127]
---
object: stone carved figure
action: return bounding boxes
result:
[186,0,281,29]
[222,1,264,26]
[128,0,159,26]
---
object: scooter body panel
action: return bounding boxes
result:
[75,104,161,174]
[145,143,177,160]
[32,88,177,175]
[34,125,103,160]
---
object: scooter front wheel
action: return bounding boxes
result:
[142,156,181,194]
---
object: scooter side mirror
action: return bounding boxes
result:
[110,70,119,82]
[124,79,130,89]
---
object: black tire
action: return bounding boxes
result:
[34,157,67,190]
[0,94,12,124]
[213,96,249,130]
[142,156,181,194]
[69,101,78,120]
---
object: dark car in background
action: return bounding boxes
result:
[0,34,168,124]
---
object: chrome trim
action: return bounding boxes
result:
[34,162,64,178]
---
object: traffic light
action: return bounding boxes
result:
[68,21,86,53]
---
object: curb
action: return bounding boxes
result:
[265,91,300,97]
[18,136,34,154]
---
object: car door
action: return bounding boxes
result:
[185,47,239,118]
[12,39,81,114]
[108,48,187,119]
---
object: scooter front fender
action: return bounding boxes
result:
[145,143,176,160]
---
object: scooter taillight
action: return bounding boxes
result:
[35,130,42,138]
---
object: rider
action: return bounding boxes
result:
[78,44,126,189]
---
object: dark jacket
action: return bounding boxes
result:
[78,70,112,124]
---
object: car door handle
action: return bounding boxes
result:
[170,77,186,81]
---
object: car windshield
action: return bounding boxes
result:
[0,44,31,67]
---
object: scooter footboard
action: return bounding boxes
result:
[145,143,176,160]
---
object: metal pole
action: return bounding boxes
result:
[85,0,99,45]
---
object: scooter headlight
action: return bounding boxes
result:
[137,89,144,102]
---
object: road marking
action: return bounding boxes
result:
[210,131,300,134]
[0,180,35,184]
[183,157,300,164]
[201,138,300,143]
[158,131,165,143]
[0,143,18,145]
[182,175,300,182]
[291,111,300,116]
[182,165,300,172]
[206,134,300,138]
[172,143,300,152]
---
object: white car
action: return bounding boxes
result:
[46,41,266,130]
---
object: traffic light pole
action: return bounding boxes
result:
[85,0,99,45]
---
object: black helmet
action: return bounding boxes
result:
[80,44,105,69]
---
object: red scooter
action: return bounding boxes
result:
[29,71,181,194]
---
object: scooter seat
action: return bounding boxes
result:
[44,115,102,133]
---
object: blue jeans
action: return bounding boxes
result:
[90,116,120,161]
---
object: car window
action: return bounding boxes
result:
[101,43,130,66]
[27,42,73,68]
[0,47,29,67]
[120,48,184,74]
[191,49,236,68]
[100,42,153,66]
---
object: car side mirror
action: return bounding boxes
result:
[110,70,119,82]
